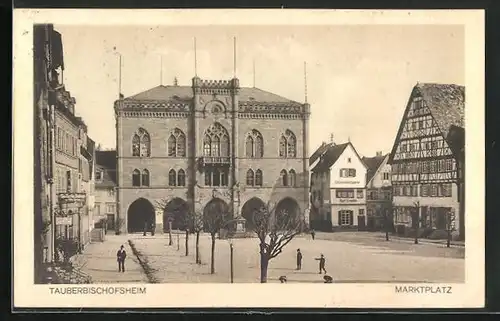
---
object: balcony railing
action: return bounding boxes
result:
[202,156,231,165]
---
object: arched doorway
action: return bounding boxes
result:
[163,198,189,232]
[241,197,266,231]
[127,198,155,233]
[275,197,301,228]
[203,198,229,232]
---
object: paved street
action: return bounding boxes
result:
[125,231,464,284]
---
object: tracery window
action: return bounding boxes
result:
[167,128,186,157]
[169,169,176,186]
[132,128,151,157]
[246,169,255,186]
[255,169,263,186]
[246,130,264,158]
[177,169,186,187]
[279,130,297,158]
[203,123,230,157]
[132,169,141,187]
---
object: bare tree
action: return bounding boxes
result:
[446,210,457,248]
[203,201,229,274]
[384,209,391,241]
[187,210,204,264]
[251,202,305,283]
[156,198,186,246]
[413,201,420,245]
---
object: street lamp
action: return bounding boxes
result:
[228,238,234,283]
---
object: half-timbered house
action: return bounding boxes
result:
[388,83,465,239]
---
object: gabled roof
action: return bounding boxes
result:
[362,154,388,184]
[95,150,117,187]
[309,142,330,166]
[123,85,301,104]
[389,82,465,163]
[311,143,349,172]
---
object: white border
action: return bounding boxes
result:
[13,9,485,308]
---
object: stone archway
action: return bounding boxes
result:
[241,197,266,231]
[275,197,301,227]
[203,198,229,232]
[163,198,189,232]
[127,198,155,233]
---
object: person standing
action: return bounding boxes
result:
[311,229,316,240]
[315,254,327,274]
[296,249,303,270]
[117,245,127,273]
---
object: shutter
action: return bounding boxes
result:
[338,211,341,226]
[349,211,354,226]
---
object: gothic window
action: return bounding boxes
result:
[141,169,150,187]
[255,135,264,158]
[132,169,141,186]
[168,128,186,157]
[279,130,297,158]
[289,169,296,187]
[245,136,254,157]
[246,169,254,186]
[203,136,211,156]
[280,169,288,186]
[221,171,228,186]
[255,169,263,186]
[205,168,212,186]
[177,169,186,187]
[213,168,221,186]
[169,169,176,186]
[204,123,230,157]
[279,136,287,157]
[132,128,151,157]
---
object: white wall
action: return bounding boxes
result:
[367,155,392,189]
[329,144,367,189]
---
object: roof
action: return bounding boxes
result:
[309,142,330,166]
[95,150,116,170]
[123,85,301,104]
[416,83,465,139]
[362,154,388,183]
[389,82,465,163]
[311,143,349,172]
[446,125,465,161]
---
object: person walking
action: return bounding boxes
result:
[315,254,327,274]
[296,249,303,270]
[311,229,316,240]
[117,245,127,273]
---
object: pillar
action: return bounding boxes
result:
[191,77,201,214]
[302,103,310,223]
[115,100,125,234]
[155,209,163,234]
[231,78,240,218]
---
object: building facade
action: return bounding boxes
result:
[310,142,367,230]
[388,83,465,239]
[115,77,310,234]
[94,150,118,231]
[363,152,392,231]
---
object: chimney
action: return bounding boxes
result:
[376,151,382,157]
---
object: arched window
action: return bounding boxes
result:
[255,169,263,186]
[132,169,141,186]
[280,169,288,186]
[141,169,150,187]
[279,136,287,157]
[203,135,211,156]
[168,128,186,157]
[169,169,176,186]
[279,130,297,158]
[246,169,255,186]
[255,135,264,158]
[177,169,186,187]
[132,128,151,157]
[245,136,254,157]
[289,169,296,187]
[204,123,230,157]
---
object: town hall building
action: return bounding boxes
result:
[114,77,311,234]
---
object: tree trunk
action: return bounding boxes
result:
[169,229,173,246]
[196,231,200,264]
[260,253,269,283]
[447,229,451,248]
[210,234,216,274]
[185,230,189,256]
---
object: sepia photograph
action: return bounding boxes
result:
[14,9,484,308]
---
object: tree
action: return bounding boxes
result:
[251,202,305,283]
[115,217,125,235]
[446,210,457,248]
[413,201,420,244]
[155,198,187,246]
[187,210,204,264]
[384,209,391,241]
[203,201,229,274]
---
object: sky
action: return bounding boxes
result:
[54,24,464,157]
